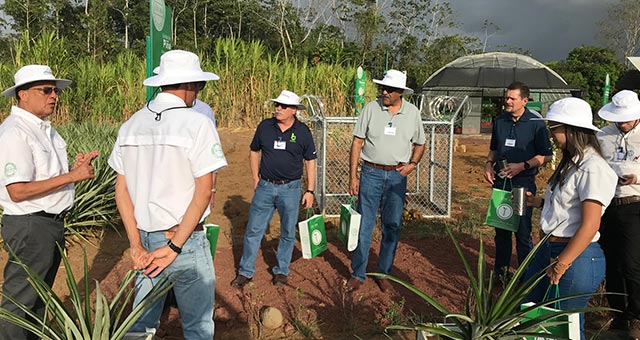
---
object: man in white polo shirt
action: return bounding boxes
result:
[109,50,227,339]
[0,65,98,340]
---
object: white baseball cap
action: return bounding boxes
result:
[372,69,414,95]
[598,90,640,122]
[2,65,71,97]
[144,50,219,87]
[544,97,600,132]
[270,90,306,110]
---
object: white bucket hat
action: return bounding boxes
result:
[270,90,306,110]
[544,97,600,132]
[2,65,71,97]
[598,90,640,122]
[144,50,219,87]
[372,69,414,95]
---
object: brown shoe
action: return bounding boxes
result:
[375,278,393,293]
[231,275,252,289]
[346,278,363,292]
[272,274,288,287]
[629,319,640,339]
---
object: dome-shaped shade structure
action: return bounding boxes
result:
[423,52,568,89]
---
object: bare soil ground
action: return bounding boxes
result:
[0,130,624,339]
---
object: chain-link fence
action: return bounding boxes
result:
[300,95,469,218]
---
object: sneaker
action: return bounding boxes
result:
[346,278,363,292]
[272,274,288,286]
[231,275,252,289]
[375,278,393,293]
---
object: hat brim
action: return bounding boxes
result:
[543,117,601,132]
[373,79,414,95]
[597,102,640,122]
[143,71,220,87]
[270,99,306,110]
[2,79,72,97]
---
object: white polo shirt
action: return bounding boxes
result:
[0,106,74,215]
[597,123,640,198]
[541,147,617,242]
[108,93,227,232]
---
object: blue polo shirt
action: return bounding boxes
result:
[490,108,553,178]
[250,117,317,181]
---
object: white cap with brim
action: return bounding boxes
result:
[598,90,640,122]
[372,69,414,95]
[270,90,306,110]
[2,65,71,97]
[144,50,219,87]
[543,97,600,132]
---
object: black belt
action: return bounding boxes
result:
[260,176,297,185]
[29,210,67,221]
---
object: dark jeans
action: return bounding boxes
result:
[493,176,536,276]
[0,214,65,340]
[600,201,640,320]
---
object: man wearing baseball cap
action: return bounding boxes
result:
[597,90,640,336]
[231,90,317,289]
[347,70,425,292]
[0,65,98,340]
[108,50,227,339]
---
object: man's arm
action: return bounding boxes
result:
[503,154,552,179]
[301,159,316,208]
[115,174,152,271]
[209,172,217,211]
[398,143,425,176]
[144,173,213,277]
[6,150,99,202]
[250,150,261,190]
[483,150,497,184]
[349,137,364,196]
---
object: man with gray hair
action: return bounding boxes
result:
[0,65,98,340]
[109,50,227,339]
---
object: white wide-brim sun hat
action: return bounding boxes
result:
[598,90,640,122]
[372,69,414,95]
[144,50,219,87]
[2,65,71,97]
[270,90,306,110]
[543,97,600,132]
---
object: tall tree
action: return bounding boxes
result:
[598,0,640,66]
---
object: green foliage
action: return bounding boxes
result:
[0,245,174,339]
[369,229,613,339]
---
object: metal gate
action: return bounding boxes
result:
[300,95,469,218]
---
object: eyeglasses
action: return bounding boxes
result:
[548,123,565,132]
[30,87,62,96]
[379,85,402,93]
[274,102,296,109]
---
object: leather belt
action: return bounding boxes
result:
[165,222,204,238]
[611,195,640,206]
[29,210,68,221]
[547,235,572,243]
[260,175,297,185]
[363,161,400,171]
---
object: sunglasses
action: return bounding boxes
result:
[274,102,296,109]
[548,123,565,131]
[30,87,62,95]
[379,85,402,93]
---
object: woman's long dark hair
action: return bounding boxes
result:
[548,125,604,189]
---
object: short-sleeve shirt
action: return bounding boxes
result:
[541,147,617,242]
[192,99,216,128]
[0,106,73,215]
[597,124,640,198]
[353,98,426,165]
[250,117,317,181]
[490,108,553,177]
[108,93,228,232]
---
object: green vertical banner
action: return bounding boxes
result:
[602,73,611,107]
[146,0,173,101]
[354,66,366,116]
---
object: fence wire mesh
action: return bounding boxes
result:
[301,95,469,218]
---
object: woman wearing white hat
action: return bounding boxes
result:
[596,90,640,336]
[525,97,617,340]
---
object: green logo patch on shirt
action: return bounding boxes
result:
[290,132,297,143]
[4,162,16,177]
[211,143,224,158]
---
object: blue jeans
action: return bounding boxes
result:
[525,241,606,340]
[351,165,407,281]
[238,179,302,278]
[129,230,215,340]
[493,176,536,276]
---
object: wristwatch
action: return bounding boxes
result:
[523,161,531,170]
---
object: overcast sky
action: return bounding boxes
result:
[447,0,617,63]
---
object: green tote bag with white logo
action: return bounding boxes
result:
[299,208,327,259]
[484,179,520,232]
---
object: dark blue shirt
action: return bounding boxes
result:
[490,108,553,178]
[250,117,317,181]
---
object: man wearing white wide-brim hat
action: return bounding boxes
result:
[231,90,317,289]
[0,65,98,340]
[597,90,640,336]
[346,69,425,293]
[108,50,227,339]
